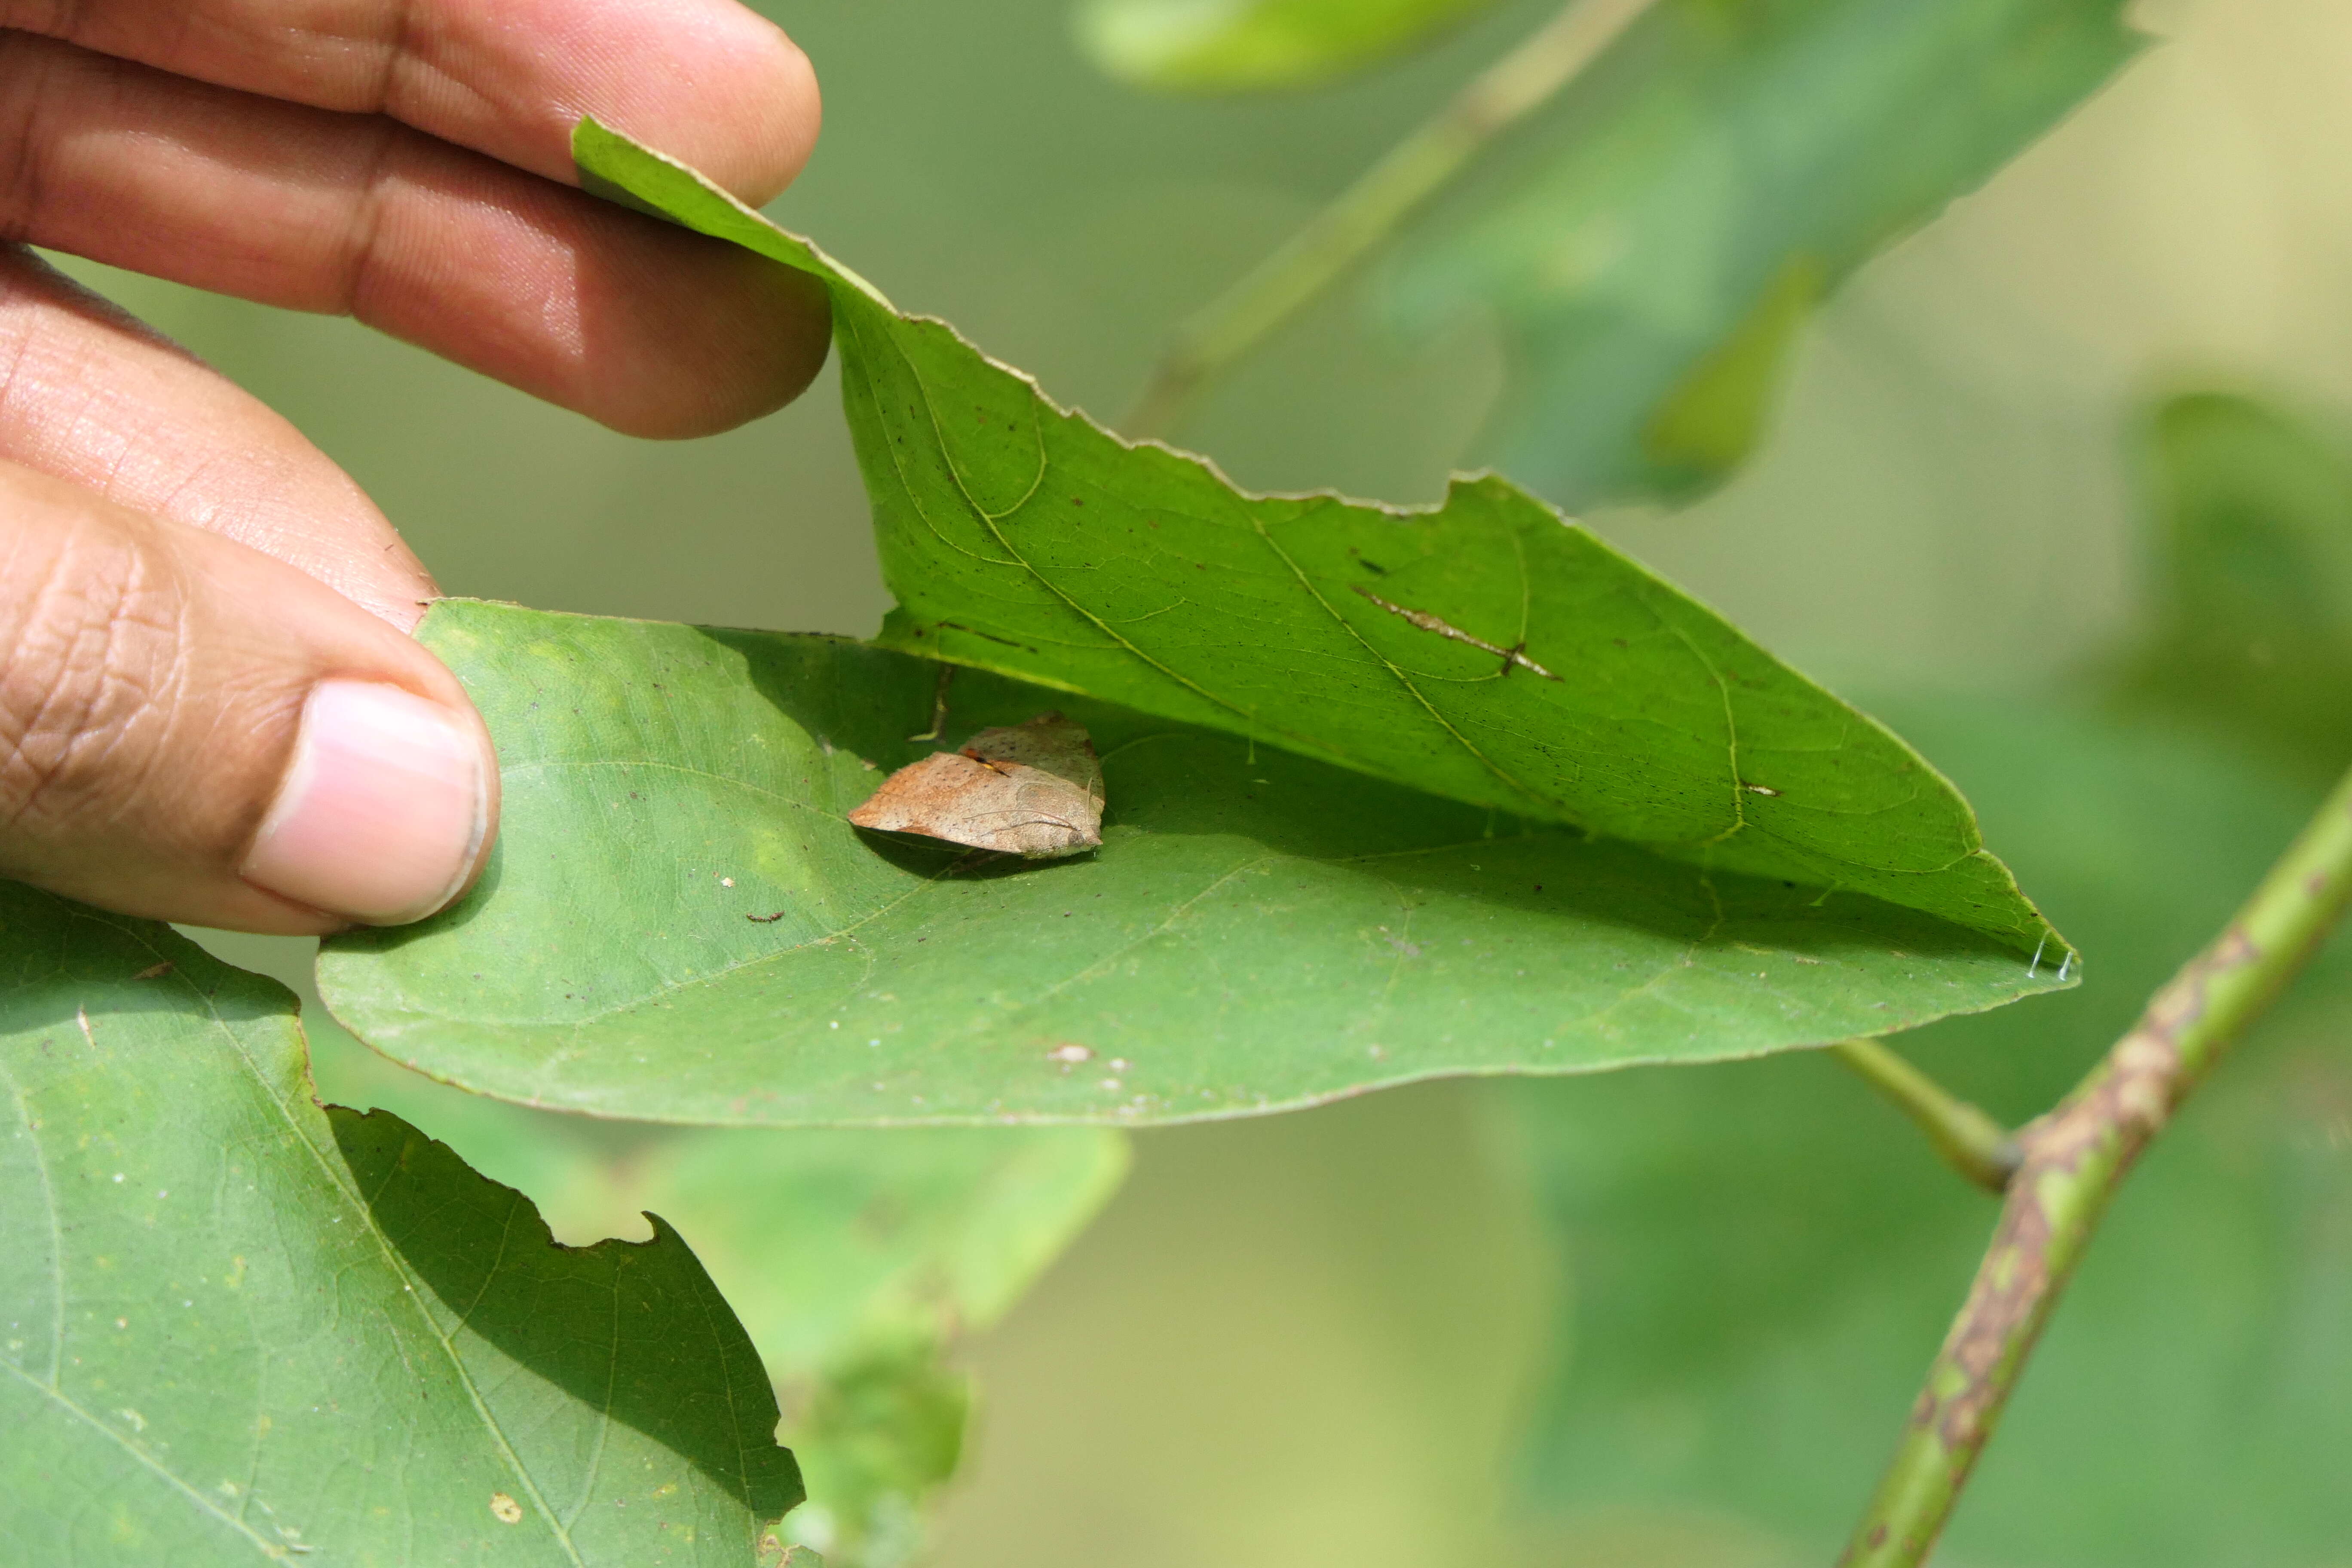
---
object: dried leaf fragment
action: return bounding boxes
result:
[848,712,1104,860]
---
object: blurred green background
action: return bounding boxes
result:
[54,0,2352,1561]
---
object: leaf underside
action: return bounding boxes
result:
[317,601,2070,1129]
[0,884,797,1565]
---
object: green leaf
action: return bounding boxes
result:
[1382,0,2140,506]
[775,1351,967,1568]
[0,885,800,1565]
[318,600,2068,1128]
[605,1126,1129,1564]
[620,1128,1129,1378]
[2111,391,2352,781]
[285,952,1126,1566]
[567,119,2059,958]
[1073,0,1500,92]
[1505,698,2352,1564]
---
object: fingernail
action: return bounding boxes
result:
[242,680,492,925]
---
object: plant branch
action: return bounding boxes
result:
[1838,761,2352,1568]
[1831,1038,2019,1194]
[1121,0,1662,439]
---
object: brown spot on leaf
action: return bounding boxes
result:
[1351,587,1561,680]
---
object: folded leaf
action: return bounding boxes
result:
[1382,0,2139,505]
[0,884,799,1565]
[572,119,2061,959]
[318,601,2070,1128]
[1074,0,1500,91]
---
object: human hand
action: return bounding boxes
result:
[0,0,827,934]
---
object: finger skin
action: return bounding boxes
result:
[0,246,435,628]
[0,32,832,438]
[0,459,497,933]
[0,0,821,202]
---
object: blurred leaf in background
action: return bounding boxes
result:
[1381,0,2138,508]
[0,892,799,1565]
[1077,0,1502,91]
[2110,391,2352,784]
[1503,696,2352,1565]
[584,1127,1130,1566]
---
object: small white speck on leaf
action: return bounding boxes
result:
[720,876,735,888]
[1047,1044,1092,1064]
[490,1493,524,1525]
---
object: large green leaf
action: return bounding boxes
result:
[240,936,1125,1566]
[1382,0,2139,507]
[573,119,2057,957]
[318,600,2067,1127]
[2110,391,2352,782]
[230,928,1125,1566]
[1505,698,2352,1564]
[1073,0,1499,92]
[0,885,801,1565]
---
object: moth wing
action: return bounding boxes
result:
[963,714,1102,803]
[848,752,1100,858]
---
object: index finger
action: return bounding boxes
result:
[0,0,819,202]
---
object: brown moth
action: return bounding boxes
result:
[847,712,1104,860]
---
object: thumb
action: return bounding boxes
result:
[0,460,497,934]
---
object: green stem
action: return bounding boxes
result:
[1838,761,2352,1567]
[1831,1038,2019,1194]
[1121,0,1662,439]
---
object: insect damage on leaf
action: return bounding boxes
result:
[848,713,1105,860]
[1351,585,1562,680]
